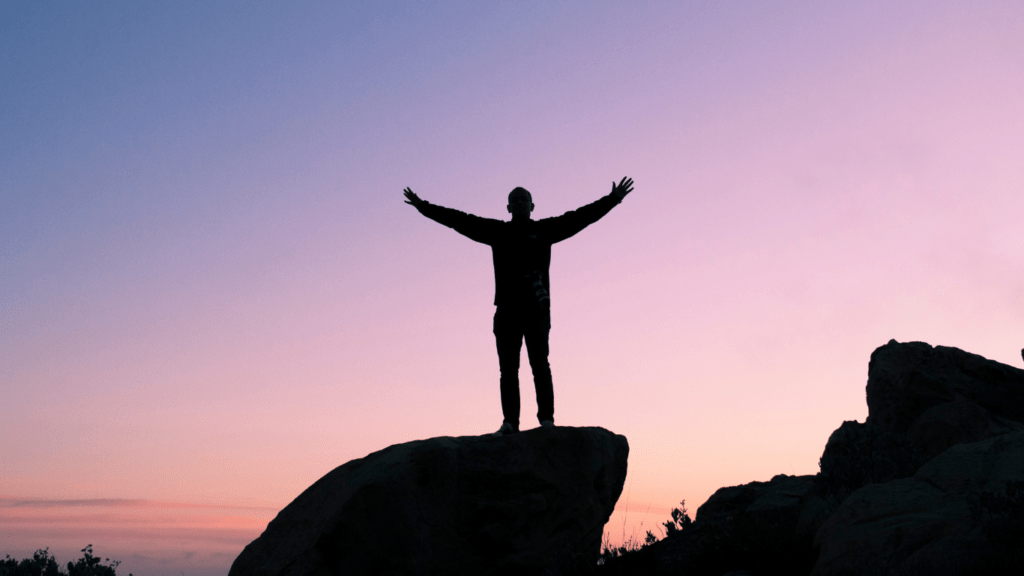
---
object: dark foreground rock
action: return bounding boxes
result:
[604,474,831,575]
[230,426,628,576]
[817,420,925,503]
[812,431,1024,576]
[598,341,1024,576]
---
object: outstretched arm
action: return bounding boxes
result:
[544,176,633,243]
[402,187,499,245]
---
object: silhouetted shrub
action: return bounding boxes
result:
[661,500,692,538]
[1,548,61,576]
[1,546,130,576]
[596,500,691,566]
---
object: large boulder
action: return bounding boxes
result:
[229,426,628,576]
[812,431,1024,576]
[866,340,1024,433]
[818,341,1024,500]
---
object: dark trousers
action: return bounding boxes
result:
[493,305,553,427]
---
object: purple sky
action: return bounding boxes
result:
[3,2,1023,575]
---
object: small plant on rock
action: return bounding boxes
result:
[662,500,692,538]
[597,500,692,565]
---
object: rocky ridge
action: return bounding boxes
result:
[600,340,1024,576]
[229,340,1024,575]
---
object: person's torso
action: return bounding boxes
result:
[491,219,552,307]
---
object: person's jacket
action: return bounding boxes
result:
[416,193,621,307]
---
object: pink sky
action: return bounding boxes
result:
[2,2,1023,574]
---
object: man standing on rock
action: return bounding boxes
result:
[403,177,634,436]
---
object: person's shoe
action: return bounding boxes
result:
[493,421,519,436]
[539,420,555,429]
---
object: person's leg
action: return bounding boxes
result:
[493,307,524,429]
[524,309,554,424]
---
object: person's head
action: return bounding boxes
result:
[507,187,534,219]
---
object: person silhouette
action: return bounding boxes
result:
[404,177,634,435]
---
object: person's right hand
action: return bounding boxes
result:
[403,187,425,208]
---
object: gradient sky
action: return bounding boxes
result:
[2,2,1023,575]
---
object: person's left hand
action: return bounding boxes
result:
[611,176,634,200]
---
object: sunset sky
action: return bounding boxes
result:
[2,2,1023,575]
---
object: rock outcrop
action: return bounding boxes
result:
[604,341,1024,576]
[229,426,628,576]
[640,474,832,575]
[813,431,1024,575]
[817,419,924,503]
[866,340,1024,458]
[809,342,1024,575]
[817,341,1024,501]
